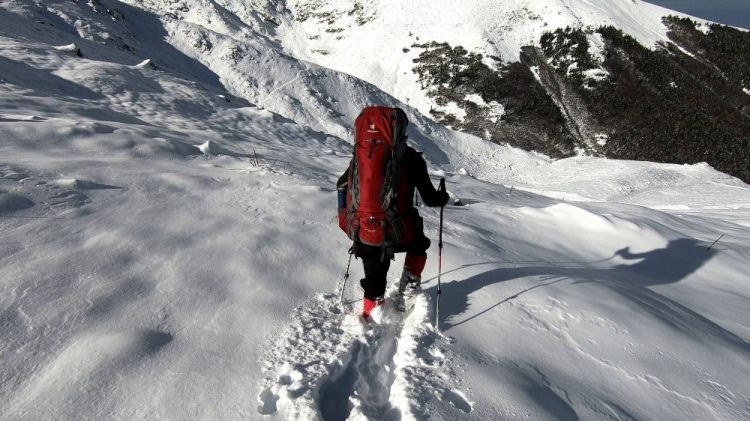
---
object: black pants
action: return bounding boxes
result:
[355,233,431,300]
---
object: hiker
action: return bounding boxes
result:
[337,106,449,318]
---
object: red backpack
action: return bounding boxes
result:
[339,106,414,247]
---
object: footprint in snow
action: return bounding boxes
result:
[441,389,474,413]
[257,288,473,419]
[0,193,35,212]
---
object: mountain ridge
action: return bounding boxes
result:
[276,0,750,181]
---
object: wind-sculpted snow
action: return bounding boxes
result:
[1,1,750,420]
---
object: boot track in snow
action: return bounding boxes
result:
[256,284,473,420]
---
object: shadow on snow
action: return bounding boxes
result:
[431,238,749,354]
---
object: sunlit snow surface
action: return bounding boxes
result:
[279,0,701,121]
[1,1,750,420]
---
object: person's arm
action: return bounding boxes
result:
[412,153,448,207]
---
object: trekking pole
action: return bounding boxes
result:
[339,246,354,306]
[435,178,446,330]
[707,234,724,251]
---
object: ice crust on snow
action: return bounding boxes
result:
[0,1,749,420]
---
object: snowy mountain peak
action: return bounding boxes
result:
[280,0,684,109]
[274,0,750,182]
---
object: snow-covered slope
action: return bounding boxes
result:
[24,0,702,143]
[275,0,750,186]
[278,0,698,117]
[1,1,750,420]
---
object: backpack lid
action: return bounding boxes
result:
[355,106,409,146]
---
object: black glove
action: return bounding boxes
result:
[437,190,449,207]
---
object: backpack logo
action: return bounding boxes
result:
[367,123,378,133]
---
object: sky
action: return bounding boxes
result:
[647,0,750,28]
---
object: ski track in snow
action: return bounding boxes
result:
[257,63,312,110]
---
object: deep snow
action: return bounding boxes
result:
[1,1,749,420]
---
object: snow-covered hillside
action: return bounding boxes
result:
[278,0,696,118]
[278,0,750,185]
[1,1,750,420]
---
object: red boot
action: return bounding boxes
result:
[362,296,385,318]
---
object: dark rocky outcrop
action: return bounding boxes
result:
[412,19,750,182]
